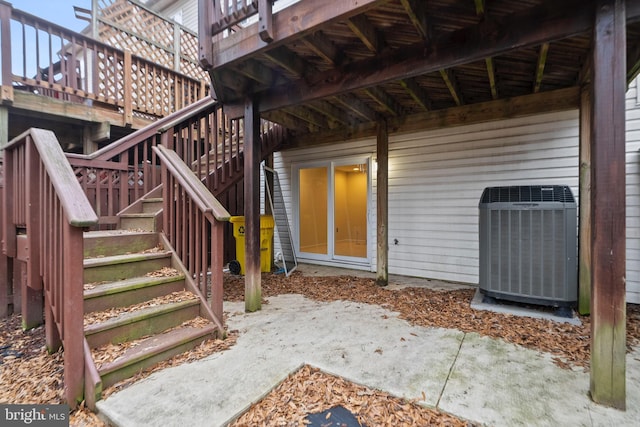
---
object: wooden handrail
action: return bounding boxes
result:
[154,144,228,324]
[2,127,98,408]
[4,129,98,227]
[74,96,217,162]
[153,145,230,221]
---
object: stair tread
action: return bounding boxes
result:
[84,274,186,299]
[84,251,170,267]
[119,212,158,218]
[143,198,163,203]
[85,297,199,335]
[84,230,157,238]
[97,323,216,376]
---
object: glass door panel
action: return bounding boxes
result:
[299,167,328,255]
[334,163,368,258]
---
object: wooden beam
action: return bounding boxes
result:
[283,105,330,129]
[11,90,154,130]
[376,120,389,286]
[363,86,403,116]
[234,59,278,86]
[439,69,464,106]
[399,78,431,111]
[486,58,498,99]
[578,85,591,316]
[333,94,378,122]
[263,46,309,79]
[534,43,550,93]
[259,0,595,112]
[244,96,262,312]
[306,100,355,127]
[400,0,428,39]
[301,32,343,66]
[263,110,318,133]
[473,1,497,100]
[589,0,626,410]
[627,38,640,83]
[347,14,380,53]
[287,86,579,148]
[212,0,386,68]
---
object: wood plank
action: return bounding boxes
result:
[288,87,580,148]
[347,14,379,53]
[211,0,387,68]
[244,96,261,312]
[398,78,431,111]
[439,69,464,106]
[578,86,591,316]
[259,0,594,112]
[589,0,627,410]
[301,32,343,66]
[363,86,403,116]
[376,120,388,286]
[400,0,428,39]
[534,43,550,93]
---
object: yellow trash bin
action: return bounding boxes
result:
[229,215,275,274]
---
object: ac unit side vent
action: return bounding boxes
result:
[478,185,577,307]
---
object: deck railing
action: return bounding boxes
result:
[2,128,98,407]
[154,145,229,324]
[95,0,208,82]
[65,97,219,228]
[199,0,280,68]
[0,2,208,123]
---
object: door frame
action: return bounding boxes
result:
[292,155,373,268]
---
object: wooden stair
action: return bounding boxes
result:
[83,195,219,397]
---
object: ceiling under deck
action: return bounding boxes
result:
[201,0,640,145]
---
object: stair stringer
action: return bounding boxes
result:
[158,233,225,335]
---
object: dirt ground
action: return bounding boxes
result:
[1,271,639,426]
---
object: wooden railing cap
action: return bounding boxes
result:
[9,128,98,227]
[154,145,230,222]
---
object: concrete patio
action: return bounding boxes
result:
[96,266,640,426]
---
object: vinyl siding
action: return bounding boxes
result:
[274,88,640,304]
[626,78,640,304]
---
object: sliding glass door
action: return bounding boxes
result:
[296,158,370,264]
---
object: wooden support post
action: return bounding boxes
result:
[0,180,11,317]
[91,0,99,39]
[23,143,43,330]
[0,1,13,105]
[0,106,8,153]
[258,0,273,43]
[44,293,61,353]
[198,0,215,69]
[63,224,85,408]
[376,120,389,286]
[578,86,592,315]
[123,50,133,127]
[173,23,181,72]
[210,221,224,323]
[244,96,261,312]
[590,0,626,409]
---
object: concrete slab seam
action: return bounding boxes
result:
[223,362,307,425]
[436,332,466,409]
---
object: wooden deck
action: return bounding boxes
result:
[198,0,640,409]
[0,1,209,152]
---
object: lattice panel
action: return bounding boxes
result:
[95,50,125,103]
[97,0,206,82]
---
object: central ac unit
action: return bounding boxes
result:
[478,185,577,307]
